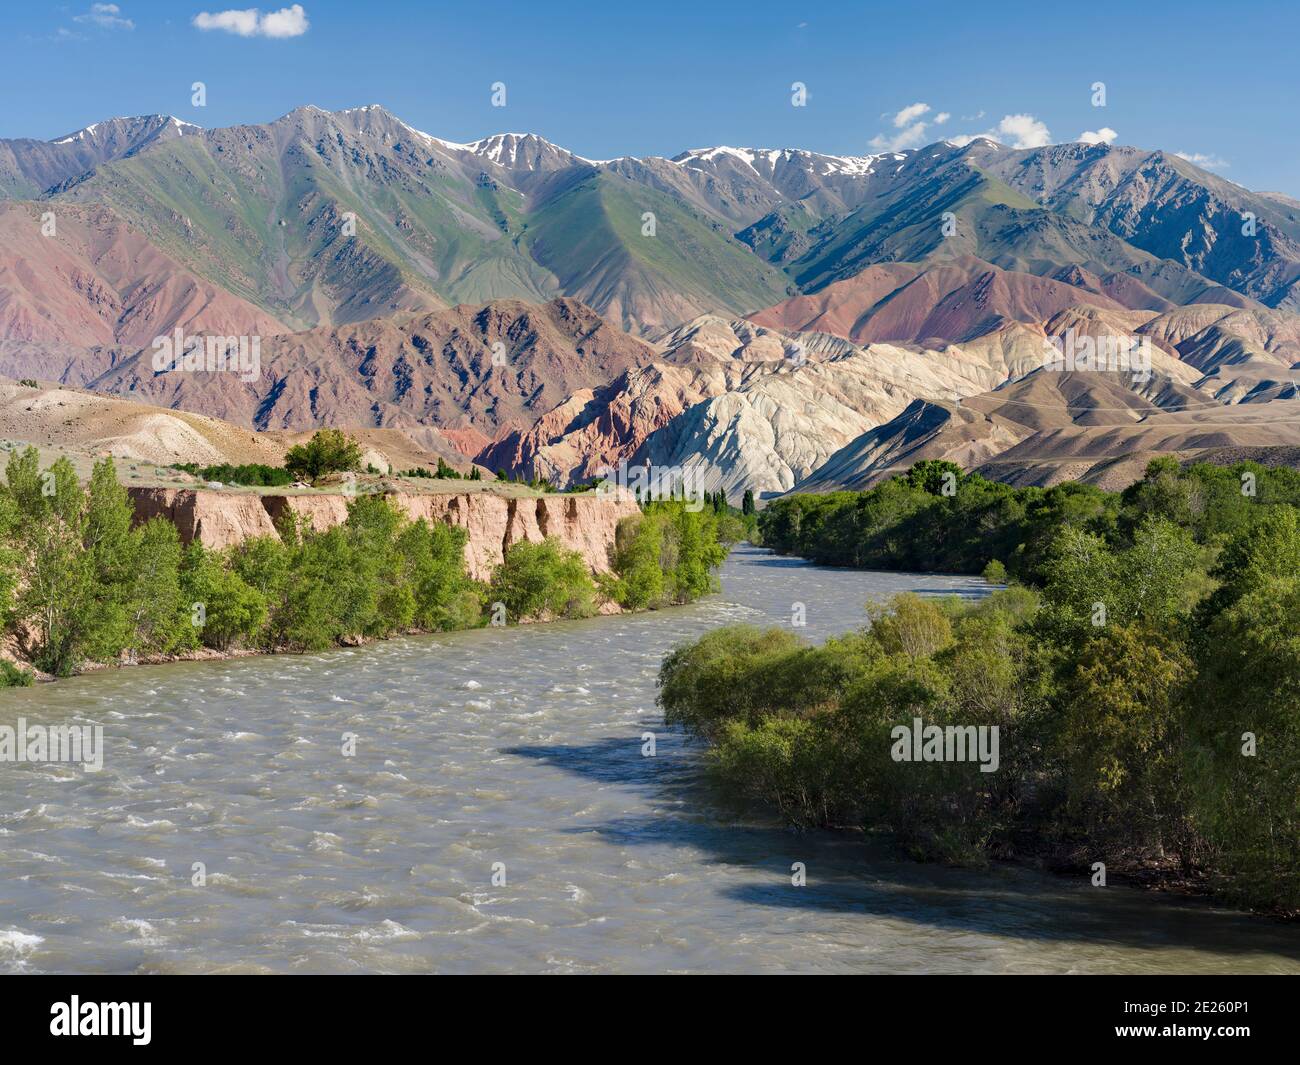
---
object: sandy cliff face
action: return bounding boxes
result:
[130,486,280,545]
[260,494,352,535]
[127,487,638,582]
[387,491,637,581]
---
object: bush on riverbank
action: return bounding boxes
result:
[0,659,33,687]
[0,449,730,672]
[603,502,730,610]
[488,538,598,622]
[667,460,1300,913]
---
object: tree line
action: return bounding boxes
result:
[0,449,730,681]
[661,458,1300,913]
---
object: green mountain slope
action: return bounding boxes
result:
[524,171,792,332]
[48,108,789,335]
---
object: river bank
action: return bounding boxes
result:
[1,450,728,683]
[3,545,1297,973]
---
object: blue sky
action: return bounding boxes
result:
[5,1,1298,193]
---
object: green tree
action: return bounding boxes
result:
[80,456,137,656]
[1196,507,1300,623]
[228,536,291,614]
[180,544,268,652]
[606,512,666,609]
[284,429,363,483]
[1049,625,1195,856]
[666,505,726,602]
[488,538,597,622]
[905,459,965,496]
[341,494,410,636]
[397,519,481,631]
[127,518,194,656]
[1189,574,1300,909]
[272,528,358,650]
[0,490,20,625]
[9,452,136,675]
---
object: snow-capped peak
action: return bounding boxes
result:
[52,123,101,145]
[335,104,474,151]
[673,145,886,177]
[466,132,590,168]
[50,115,202,146]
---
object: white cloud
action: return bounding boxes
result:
[193,4,309,38]
[893,102,931,127]
[193,8,259,34]
[992,114,1052,149]
[259,4,309,36]
[870,102,949,152]
[951,113,1053,150]
[870,102,1042,154]
[870,122,931,152]
[1078,127,1118,146]
[73,3,134,30]
[1176,150,1230,170]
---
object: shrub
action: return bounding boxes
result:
[866,593,953,658]
[982,559,1007,584]
[488,538,597,622]
[284,429,362,483]
[0,659,33,686]
[195,463,292,487]
[128,517,194,656]
[605,502,726,609]
[180,544,268,652]
[658,625,806,740]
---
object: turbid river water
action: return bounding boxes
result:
[1,545,1297,974]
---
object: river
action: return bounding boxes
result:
[1,545,1297,973]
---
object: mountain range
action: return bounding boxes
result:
[3,103,1300,500]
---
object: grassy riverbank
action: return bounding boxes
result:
[0,448,730,682]
[661,458,1300,915]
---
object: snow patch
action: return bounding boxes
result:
[673,145,883,177]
